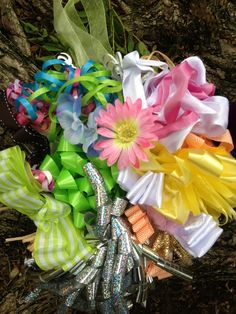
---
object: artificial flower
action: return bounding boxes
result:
[94,97,158,169]
[56,93,85,145]
[82,108,100,153]
[57,93,100,152]
[144,56,229,152]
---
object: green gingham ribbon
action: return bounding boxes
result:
[0,146,94,270]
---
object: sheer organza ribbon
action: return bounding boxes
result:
[0,146,93,270]
[54,0,113,66]
[40,136,121,228]
[119,144,236,224]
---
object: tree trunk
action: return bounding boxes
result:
[0,1,235,313]
[114,0,236,102]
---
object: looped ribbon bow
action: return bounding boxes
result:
[145,206,223,258]
[122,144,236,224]
[40,135,122,229]
[0,146,94,271]
[54,0,113,67]
[104,50,169,109]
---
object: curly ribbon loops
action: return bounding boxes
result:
[11,56,122,140]
[0,146,94,270]
[40,136,122,229]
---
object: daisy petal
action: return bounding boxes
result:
[107,147,121,166]
[128,146,139,168]
[97,127,115,138]
[94,139,114,150]
[132,143,149,162]
[117,149,130,170]
[136,137,151,148]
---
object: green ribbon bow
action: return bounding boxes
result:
[0,146,94,271]
[40,136,123,229]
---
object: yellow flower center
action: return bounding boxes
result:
[115,119,138,145]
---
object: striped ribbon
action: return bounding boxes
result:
[0,146,94,270]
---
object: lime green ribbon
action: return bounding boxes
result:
[54,0,113,66]
[40,136,121,229]
[0,146,94,271]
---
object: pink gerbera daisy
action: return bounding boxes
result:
[94,97,158,169]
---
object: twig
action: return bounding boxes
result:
[0,206,9,212]
[5,232,36,243]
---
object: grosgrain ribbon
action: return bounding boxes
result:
[40,136,121,229]
[0,146,94,270]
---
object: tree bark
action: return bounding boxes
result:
[114,0,236,102]
[0,0,235,313]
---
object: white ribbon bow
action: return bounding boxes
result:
[117,167,164,208]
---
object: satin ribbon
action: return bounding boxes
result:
[183,130,234,152]
[174,213,223,257]
[145,206,223,258]
[120,144,236,224]
[118,168,164,208]
[121,51,169,108]
[40,136,121,229]
[0,146,93,270]
[144,56,230,152]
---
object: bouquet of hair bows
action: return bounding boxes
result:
[1,0,236,313]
